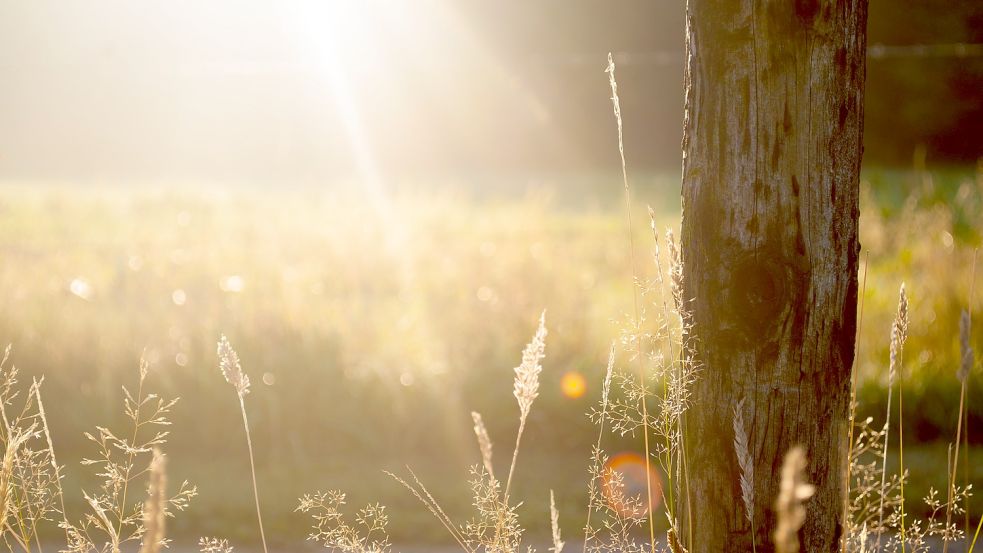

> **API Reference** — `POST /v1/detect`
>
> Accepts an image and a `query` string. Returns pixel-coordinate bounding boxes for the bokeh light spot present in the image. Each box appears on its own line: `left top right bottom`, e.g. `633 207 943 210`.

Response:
476 286 494 302
601 452 663 518
560 371 587 399
220 275 245 293
69 278 93 301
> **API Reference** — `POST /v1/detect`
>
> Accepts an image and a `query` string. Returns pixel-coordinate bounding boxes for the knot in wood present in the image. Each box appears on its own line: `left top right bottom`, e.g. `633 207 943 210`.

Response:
724 254 790 342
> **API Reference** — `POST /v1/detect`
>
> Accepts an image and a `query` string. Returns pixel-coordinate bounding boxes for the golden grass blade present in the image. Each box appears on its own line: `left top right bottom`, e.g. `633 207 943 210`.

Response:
606 51 658 553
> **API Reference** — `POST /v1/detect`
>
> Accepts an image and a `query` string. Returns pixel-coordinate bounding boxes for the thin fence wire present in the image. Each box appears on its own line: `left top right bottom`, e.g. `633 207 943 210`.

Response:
551 43 983 68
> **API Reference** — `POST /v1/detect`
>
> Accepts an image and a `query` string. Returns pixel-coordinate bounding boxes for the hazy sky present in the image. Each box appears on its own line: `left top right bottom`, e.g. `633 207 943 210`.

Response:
0 1 686 186
4 1 973 185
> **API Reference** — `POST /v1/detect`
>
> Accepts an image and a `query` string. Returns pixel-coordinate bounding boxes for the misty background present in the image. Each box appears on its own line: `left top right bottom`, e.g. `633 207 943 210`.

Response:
1 0 981 187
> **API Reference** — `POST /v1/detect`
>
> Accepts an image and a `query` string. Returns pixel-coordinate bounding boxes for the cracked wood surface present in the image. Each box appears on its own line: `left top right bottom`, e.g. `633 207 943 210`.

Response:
679 1 867 551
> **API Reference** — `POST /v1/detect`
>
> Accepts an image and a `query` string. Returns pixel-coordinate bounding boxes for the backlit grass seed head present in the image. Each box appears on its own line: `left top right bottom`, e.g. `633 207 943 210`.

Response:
0 428 33 525
602 344 615 408
471 411 495 480
549 489 564 553
888 284 908 385
733 398 754 525
958 309 973 383
773 446 815 553
666 227 684 312
140 448 167 553
514 311 547 419
218 335 250 396
199 537 235 553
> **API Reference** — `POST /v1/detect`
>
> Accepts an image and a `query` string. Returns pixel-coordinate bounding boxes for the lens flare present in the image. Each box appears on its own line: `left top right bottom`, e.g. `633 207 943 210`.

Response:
560 371 587 399
601 452 663 517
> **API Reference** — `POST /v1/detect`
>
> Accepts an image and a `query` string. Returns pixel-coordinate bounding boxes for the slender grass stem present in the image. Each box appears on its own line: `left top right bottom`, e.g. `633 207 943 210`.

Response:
34 381 71 538
970 512 982 552
962 248 978 549
606 52 658 552
844 251 870 552
943 382 967 553
503 417 526 502
238 394 269 553
899 363 907 553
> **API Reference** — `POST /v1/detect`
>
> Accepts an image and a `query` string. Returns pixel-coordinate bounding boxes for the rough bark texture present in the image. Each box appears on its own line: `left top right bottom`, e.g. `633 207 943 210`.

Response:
678 1 867 552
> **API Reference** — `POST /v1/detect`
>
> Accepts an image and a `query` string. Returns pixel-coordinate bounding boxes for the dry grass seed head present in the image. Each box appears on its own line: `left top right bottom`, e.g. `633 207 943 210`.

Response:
199 537 235 553
602 344 615 408
139 448 167 553
471 411 495 481
773 446 815 553
0 428 34 527
217 335 250 396
514 311 547 419
549 489 564 553
889 284 909 385
732 397 754 525
665 228 684 313
296 490 392 553
958 309 973 383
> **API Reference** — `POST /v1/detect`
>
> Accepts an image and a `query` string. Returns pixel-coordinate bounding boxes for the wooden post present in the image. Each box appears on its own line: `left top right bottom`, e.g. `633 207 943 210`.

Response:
679 1 867 551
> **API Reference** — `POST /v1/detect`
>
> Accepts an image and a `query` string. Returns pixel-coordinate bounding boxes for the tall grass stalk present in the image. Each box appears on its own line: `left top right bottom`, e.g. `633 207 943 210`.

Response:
217 336 269 553
971 513 982 552
965 248 978 547
894 285 910 552
33 379 70 545
504 311 547 501
112 360 150 550
649 210 676 519
844 251 870 552
0 373 44 553
495 312 547 549
953 248 978 550
943 307 972 553
605 51 658 553
873 372 894 549
387 468 472 552
649 209 694 544
874 284 907 551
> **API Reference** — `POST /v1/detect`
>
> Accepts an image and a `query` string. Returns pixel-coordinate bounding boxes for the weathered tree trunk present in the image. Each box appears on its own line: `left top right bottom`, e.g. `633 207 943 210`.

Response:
678 1 867 552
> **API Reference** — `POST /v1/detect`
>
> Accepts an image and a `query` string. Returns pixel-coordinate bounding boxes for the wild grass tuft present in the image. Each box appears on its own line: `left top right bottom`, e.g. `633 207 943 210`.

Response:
297 490 392 552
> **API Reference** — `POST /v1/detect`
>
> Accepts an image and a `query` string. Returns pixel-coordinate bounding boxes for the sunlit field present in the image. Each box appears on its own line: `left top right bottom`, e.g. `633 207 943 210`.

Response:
1 0 981 549
0 166 979 546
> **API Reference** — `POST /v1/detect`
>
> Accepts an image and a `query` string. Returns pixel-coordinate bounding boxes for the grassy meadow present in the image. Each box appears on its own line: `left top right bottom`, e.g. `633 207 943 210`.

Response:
0 165 981 548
